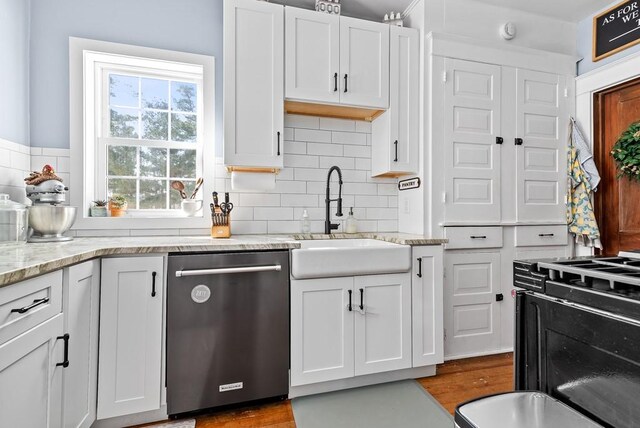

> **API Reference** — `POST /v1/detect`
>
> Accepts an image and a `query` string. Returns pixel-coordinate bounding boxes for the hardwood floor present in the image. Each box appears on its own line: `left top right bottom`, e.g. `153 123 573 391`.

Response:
140 353 514 427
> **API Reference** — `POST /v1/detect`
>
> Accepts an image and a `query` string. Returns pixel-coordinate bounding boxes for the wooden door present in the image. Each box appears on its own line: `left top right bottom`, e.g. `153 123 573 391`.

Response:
98 257 164 419
285 7 340 103
354 273 412 376
595 78 640 255
290 277 354 386
224 0 284 168
339 16 389 108
443 59 502 223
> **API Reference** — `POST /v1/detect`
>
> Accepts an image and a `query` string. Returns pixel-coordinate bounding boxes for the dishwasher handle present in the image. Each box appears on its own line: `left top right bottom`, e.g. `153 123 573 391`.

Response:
175 265 282 278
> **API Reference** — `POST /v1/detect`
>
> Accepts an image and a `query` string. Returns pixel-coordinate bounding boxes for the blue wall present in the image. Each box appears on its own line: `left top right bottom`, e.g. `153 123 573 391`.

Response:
29 0 223 149
577 1 640 75
0 0 30 146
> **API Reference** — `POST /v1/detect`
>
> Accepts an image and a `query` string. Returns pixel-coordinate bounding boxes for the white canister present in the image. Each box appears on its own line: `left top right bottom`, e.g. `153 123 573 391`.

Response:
181 199 203 217
0 194 28 243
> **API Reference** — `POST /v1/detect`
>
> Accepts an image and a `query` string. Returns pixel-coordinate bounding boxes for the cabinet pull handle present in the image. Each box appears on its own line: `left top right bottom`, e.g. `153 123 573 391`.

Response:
344 74 348 93
359 288 364 311
277 132 281 156
347 289 352 311
394 140 398 162
538 233 555 237
56 333 70 368
515 138 523 146
496 136 504 145
334 73 338 92
417 257 423 278
470 235 487 239
151 271 157 297
11 297 49 314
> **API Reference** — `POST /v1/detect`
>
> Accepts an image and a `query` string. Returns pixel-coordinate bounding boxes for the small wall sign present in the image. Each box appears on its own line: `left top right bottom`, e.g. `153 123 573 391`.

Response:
398 177 420 191
593 0 640 62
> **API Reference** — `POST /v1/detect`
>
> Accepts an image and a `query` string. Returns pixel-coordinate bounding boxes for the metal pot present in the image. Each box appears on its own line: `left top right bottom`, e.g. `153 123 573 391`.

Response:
0 194 28 243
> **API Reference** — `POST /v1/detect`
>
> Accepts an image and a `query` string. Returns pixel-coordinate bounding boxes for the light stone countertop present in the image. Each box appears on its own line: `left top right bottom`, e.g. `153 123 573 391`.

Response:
0 233 446 287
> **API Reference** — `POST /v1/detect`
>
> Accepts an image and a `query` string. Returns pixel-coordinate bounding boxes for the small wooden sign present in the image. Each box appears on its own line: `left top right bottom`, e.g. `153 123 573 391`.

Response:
593 0 640 62
398 177 420 191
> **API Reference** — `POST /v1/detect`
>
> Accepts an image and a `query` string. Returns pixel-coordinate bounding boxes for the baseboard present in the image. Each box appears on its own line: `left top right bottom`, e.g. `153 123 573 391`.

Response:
92 406 169 428
288 365 437 399
444 347 514 361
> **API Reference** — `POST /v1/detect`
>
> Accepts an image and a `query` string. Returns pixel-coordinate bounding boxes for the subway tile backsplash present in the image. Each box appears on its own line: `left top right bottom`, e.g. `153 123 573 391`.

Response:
0 138 31 204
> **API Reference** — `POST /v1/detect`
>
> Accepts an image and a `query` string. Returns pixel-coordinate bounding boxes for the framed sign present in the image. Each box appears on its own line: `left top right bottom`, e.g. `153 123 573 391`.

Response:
398 177 420 191
593 0 640 62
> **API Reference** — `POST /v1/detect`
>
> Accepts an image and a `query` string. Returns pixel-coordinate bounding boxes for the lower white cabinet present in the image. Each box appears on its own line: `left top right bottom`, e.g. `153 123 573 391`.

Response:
98 256 164 420
62 260 100 428
291 272 411 386
0 313 65 428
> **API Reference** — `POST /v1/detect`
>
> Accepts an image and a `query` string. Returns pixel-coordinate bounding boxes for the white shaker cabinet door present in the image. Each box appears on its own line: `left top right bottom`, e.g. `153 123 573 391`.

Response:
444 252 502 359
97 257 164 420
443 59 502 223
285 7 340 104
354 273 412 376
514 69 568 222
224 0 284 168
339 16 389 109
290 277 354 386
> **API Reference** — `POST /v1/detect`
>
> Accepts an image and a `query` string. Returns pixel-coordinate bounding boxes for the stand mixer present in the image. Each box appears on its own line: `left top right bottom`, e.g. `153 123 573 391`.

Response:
25 166 77 243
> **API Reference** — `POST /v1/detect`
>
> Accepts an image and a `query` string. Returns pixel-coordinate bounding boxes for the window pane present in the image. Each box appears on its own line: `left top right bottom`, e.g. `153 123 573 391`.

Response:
109 75 138 107
171 82 197 112
169 181 196 209
171 113 197 142
139 179 166 209
142 78 168 109
169 149 196 178
107 179 136 207
142 111 168 140
110 107 139 138
140 147 167 177
108 146 137 176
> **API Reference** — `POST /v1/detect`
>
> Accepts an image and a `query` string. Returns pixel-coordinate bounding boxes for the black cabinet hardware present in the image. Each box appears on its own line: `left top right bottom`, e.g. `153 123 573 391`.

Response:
359 288 364 311
277 132 281 156
57 333 70 368
347 289 352 311
151 271 157 297
11 297 49 314
496 136 503 145
334 73 338 92
417 257 423 278
496 293 504 302
394 140 398 162
470 235 487 239
515 138 523 146
344 74 348 93
538 233 555 237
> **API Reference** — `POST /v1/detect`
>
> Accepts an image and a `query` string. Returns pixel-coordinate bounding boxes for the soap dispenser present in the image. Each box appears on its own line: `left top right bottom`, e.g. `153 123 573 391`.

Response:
301 209 311 233
345 207 357 234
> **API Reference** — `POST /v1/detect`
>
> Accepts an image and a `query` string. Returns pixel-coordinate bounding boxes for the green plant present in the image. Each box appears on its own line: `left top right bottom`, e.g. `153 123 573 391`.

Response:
109 195 127 208
611 121 640 181
92 199 108 207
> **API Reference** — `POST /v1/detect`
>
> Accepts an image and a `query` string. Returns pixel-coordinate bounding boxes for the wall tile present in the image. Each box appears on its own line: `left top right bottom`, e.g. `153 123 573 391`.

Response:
284 154 319 168
254 207 294 221
307 142 343 156
319 117 356 132
281 194 318 207
285 114 320 129
319 156 355 170
332 131 367 145
295 128 331 143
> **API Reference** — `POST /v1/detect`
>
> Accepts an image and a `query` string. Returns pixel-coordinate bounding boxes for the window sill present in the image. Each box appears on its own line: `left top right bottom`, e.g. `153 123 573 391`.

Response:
72 214 211 230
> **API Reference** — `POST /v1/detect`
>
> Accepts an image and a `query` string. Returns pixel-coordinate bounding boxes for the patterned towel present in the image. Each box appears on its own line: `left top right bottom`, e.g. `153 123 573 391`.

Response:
567 146 602 248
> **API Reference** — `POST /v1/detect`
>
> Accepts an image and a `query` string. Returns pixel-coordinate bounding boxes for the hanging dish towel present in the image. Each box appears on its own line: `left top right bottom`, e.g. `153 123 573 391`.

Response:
567 146 602 248
570 117 601 191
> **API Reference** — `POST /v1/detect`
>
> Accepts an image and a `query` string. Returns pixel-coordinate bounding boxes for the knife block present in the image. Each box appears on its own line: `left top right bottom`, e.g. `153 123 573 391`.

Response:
211 208 231 238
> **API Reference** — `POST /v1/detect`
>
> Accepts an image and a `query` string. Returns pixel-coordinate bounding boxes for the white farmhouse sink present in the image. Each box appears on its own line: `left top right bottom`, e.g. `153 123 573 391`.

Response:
290 239 411 279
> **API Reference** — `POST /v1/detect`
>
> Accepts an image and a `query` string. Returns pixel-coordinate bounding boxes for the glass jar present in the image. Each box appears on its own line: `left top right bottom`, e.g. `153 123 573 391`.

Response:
0 194 28 243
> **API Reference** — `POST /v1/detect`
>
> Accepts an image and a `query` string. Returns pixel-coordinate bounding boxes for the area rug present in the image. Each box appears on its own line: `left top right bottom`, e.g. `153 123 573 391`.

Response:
292 380 453 428
149 419 196 428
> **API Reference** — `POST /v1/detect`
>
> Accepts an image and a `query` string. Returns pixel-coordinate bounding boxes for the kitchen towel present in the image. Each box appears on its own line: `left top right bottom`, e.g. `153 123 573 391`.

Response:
231 171 276 191
567 145 602 248
570 117 601 191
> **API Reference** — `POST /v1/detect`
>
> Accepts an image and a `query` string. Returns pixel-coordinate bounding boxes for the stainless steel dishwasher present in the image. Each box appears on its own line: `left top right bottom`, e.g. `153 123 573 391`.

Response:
166 251 290 416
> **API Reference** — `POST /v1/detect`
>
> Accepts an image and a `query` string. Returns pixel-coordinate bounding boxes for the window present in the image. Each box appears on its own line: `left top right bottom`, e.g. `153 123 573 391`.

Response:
70 38 215 227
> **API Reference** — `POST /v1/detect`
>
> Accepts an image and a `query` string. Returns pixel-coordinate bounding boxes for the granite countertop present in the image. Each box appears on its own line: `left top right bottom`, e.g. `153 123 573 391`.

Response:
0 233 446 287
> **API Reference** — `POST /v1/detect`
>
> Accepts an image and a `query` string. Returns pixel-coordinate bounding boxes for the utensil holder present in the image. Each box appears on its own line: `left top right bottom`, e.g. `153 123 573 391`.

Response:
211 208 231 238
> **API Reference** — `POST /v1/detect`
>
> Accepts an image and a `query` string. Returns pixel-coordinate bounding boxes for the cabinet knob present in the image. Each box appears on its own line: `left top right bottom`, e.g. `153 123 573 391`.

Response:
496 136 504 145
515 138 524 146
496 293 504 302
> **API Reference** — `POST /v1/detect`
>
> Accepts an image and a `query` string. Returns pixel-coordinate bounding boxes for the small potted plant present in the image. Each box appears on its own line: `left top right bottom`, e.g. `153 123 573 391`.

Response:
108 195 128 217
90 200 108 217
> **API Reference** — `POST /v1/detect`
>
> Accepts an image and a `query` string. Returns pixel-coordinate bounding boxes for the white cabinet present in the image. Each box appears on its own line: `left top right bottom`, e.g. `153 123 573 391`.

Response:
285 7 340 104
0 314 65 428
371 26 419 177
284 9 389 109
224 0 284 168
291 272 411 386
411 246 444 368
98 257 164 420
62 260 99 428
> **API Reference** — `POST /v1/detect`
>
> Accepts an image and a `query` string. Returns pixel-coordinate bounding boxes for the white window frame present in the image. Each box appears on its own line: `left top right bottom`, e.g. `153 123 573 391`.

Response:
70 37 215 229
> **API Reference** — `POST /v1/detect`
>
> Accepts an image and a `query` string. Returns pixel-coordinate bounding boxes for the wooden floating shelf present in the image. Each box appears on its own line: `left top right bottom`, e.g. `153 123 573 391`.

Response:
284 100 385 122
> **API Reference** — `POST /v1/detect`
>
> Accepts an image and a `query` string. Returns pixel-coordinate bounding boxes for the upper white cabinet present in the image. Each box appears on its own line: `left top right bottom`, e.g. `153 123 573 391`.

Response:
98 257 164 420
371 26 419 177
224 0 284 168
285 9 389 109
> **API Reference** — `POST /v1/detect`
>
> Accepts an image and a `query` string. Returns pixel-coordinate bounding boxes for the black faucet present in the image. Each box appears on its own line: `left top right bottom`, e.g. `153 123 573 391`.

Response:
325 166 344 234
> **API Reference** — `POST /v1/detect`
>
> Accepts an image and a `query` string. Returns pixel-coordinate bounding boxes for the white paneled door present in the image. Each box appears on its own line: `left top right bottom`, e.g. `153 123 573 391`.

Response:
515 69 567 222
444 59 502 223
285 7 340 104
